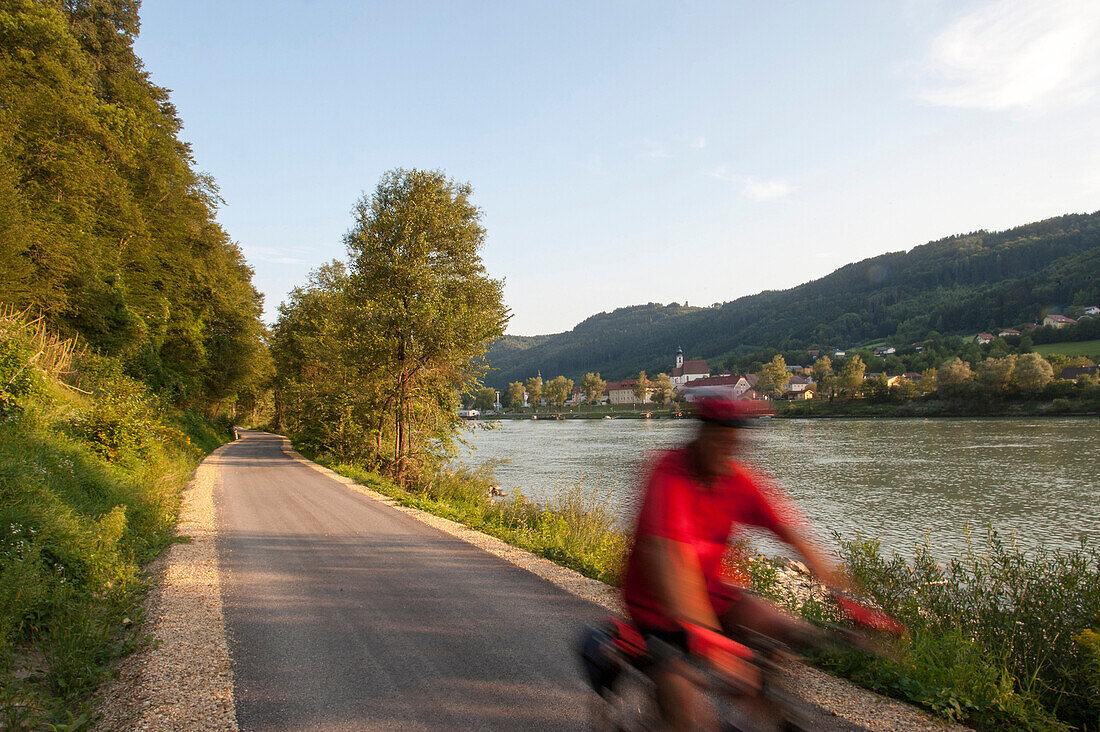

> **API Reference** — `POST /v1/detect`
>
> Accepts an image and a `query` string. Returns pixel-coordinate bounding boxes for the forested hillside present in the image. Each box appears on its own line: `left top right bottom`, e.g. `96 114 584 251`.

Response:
0 0 267 412
486 212 1100 388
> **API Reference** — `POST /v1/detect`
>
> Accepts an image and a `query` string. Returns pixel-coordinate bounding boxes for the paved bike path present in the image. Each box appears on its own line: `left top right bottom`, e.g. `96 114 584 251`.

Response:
216 430 603 731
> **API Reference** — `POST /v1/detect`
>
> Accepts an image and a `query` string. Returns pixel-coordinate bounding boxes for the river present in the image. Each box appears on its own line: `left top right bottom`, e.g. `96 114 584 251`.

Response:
456 417 1099 559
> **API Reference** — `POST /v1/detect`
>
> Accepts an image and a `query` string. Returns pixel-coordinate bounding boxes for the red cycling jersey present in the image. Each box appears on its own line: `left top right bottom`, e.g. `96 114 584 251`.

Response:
622 448 798 631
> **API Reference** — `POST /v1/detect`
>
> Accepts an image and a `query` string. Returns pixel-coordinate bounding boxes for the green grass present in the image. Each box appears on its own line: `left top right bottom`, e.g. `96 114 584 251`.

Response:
1033 340 1100 358
0 325 231 728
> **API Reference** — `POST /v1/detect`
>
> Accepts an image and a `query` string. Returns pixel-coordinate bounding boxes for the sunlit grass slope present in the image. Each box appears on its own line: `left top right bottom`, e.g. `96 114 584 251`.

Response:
0 313 230 727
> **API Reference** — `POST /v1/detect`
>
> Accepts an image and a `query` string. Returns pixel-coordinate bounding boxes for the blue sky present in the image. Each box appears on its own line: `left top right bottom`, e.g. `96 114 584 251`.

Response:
134 0 1100 335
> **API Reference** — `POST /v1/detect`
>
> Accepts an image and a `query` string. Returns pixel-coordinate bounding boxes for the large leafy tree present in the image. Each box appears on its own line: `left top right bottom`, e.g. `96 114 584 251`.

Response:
650 373 674 406
525 376 543 410
581 372 606 405
473 387 496 411
758 355 790 399
633 371 649 404
504 381 525 411
344 169 509 485
0 0 268 412
837 355 866 397
812 355 834 398
545 375 573 407
1013 353 1053 392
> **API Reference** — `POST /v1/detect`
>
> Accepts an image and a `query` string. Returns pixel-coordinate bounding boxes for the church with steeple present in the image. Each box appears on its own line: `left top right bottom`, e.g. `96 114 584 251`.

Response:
669 346 710 387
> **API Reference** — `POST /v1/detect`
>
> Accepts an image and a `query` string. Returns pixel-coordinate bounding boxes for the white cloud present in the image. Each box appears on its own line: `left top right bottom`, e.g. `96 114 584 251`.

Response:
689 136 707 149
710 168 797 201
915 0 1100 110
245 245 307 265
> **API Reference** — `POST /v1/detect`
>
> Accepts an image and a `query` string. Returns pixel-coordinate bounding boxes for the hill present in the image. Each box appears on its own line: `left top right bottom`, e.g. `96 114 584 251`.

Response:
485 212 1100 388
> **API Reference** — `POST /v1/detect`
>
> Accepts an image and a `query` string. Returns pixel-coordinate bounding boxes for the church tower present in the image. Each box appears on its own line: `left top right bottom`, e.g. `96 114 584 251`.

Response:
676 346 683 369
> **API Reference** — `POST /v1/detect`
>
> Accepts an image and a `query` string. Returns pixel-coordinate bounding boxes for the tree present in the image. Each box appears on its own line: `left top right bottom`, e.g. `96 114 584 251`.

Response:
270 261 381 461
919 368 938 395
651 373 674 406
838 355 866 397
633 371 650 404
865 373 891 401
891 377 920 400
545 375 574 407
978 355 1017 392
0 0 269 413
525 376 543 410
504 381 525 411
473 387 496 411
812 355 834 398
1014 353 1053 392
581 372 606 405
937 358 972 389
344 169 510 485
758 355 790 399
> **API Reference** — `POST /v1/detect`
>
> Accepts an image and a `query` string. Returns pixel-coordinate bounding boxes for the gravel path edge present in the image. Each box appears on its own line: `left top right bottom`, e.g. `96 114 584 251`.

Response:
94 442 238 731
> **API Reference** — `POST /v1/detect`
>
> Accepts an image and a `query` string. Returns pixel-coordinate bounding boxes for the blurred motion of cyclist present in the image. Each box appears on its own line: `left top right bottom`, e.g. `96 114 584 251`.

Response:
621 390 847 731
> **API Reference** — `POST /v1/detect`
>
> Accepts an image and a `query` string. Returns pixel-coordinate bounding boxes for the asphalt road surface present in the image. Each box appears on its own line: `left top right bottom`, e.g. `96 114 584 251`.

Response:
216 430 608 731
215 430 864 731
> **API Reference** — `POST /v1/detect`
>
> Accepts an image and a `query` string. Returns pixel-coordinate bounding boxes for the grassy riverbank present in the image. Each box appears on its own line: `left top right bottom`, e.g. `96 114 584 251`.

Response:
315 456 628 584
0 318 231 728
311 449 1100 731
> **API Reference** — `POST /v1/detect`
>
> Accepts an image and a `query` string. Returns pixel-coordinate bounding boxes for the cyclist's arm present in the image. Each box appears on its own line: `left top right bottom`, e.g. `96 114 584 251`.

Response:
635 533 722 632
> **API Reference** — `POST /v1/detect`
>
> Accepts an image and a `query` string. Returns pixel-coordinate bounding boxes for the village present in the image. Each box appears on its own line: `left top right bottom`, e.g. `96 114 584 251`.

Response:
462 307 1100 418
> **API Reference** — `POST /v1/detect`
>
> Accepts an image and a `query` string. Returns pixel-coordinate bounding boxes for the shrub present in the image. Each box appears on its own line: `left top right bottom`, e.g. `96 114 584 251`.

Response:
0 333 46 420
832 530 1100 729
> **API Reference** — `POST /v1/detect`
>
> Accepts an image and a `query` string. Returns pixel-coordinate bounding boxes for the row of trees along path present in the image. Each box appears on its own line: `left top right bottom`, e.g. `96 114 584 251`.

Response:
271 169 510 486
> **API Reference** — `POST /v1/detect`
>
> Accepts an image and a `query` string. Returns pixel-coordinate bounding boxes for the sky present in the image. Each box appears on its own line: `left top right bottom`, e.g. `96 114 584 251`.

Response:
133 0 1100 336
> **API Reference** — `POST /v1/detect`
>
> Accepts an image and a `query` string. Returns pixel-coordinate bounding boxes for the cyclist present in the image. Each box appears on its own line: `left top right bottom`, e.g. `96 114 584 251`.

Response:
621 390 847 730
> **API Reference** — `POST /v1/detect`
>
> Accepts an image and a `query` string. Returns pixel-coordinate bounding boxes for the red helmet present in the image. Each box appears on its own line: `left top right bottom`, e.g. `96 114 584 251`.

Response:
690 388 774 426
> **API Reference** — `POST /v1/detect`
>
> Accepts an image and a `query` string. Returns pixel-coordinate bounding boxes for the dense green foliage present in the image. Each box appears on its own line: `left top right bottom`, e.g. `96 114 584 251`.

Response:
0 0 267 412
486 213 1100 388
271 169 509 484
0 312 229 727
822 533 1100 730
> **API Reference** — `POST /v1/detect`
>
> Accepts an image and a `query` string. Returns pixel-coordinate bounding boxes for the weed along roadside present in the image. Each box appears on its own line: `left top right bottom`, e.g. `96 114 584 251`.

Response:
0 313 234 728
302 441 1100 732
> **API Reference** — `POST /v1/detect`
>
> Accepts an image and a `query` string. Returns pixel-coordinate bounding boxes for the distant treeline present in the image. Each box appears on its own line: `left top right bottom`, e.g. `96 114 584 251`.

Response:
486 213 1100 389
0 0 268 413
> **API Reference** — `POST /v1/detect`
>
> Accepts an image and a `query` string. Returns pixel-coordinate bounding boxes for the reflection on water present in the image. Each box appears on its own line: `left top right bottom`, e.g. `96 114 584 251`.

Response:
456 418 1100 558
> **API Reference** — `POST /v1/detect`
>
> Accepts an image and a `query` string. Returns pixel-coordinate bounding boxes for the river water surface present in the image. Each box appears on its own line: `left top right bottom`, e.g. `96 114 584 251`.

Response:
456 417 1099 559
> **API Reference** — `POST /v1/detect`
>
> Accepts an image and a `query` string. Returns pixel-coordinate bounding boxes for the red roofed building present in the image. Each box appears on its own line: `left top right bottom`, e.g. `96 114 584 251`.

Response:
1043 314 1076 329
605 379 652 405
678 374 761 400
